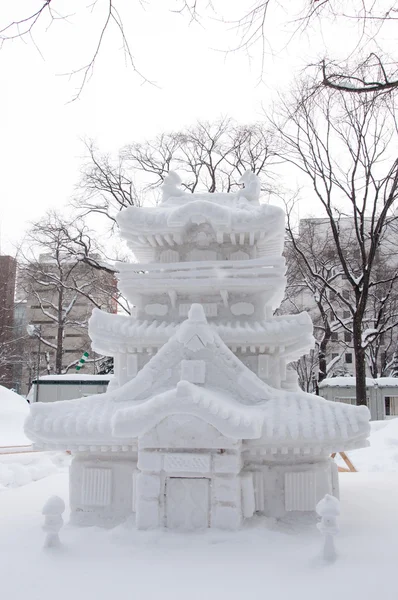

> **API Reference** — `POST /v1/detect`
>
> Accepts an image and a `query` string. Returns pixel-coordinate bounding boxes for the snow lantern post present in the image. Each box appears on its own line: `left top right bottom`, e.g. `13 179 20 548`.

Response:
42 496 66 549
316 494 340 562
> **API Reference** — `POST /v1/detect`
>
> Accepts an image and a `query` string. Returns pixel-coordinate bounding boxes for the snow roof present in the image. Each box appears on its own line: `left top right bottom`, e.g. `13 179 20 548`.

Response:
320 377 398 389
26 305 370 453
33 375 112 382
319 377 376 388
116 171 285 239
89 308 314 361
24 380 369 453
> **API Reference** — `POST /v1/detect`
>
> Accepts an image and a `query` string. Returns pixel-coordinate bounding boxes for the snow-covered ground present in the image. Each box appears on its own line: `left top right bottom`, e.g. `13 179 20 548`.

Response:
0 470 397 600
1 391 398 600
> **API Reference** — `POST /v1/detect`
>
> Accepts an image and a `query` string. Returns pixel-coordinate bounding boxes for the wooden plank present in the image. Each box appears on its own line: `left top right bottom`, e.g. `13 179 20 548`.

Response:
331 452 357 472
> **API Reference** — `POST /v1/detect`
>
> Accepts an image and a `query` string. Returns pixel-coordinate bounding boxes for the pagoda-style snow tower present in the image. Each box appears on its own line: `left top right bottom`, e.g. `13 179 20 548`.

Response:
91 171 313 391
25 172 370 531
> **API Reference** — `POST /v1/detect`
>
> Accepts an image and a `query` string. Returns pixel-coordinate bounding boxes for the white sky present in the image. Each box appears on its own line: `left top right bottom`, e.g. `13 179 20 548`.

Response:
0 0 384 254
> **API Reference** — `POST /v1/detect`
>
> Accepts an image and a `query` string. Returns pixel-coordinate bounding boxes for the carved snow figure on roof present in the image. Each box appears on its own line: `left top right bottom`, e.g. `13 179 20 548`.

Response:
25 172 370 532
161 171 184 203
238 170 261 203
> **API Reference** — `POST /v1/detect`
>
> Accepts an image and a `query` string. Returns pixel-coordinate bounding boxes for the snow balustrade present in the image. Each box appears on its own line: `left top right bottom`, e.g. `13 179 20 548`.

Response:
319 377 398 420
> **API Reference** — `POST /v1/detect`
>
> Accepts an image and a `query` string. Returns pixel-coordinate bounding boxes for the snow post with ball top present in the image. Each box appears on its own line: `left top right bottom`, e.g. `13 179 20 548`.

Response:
316 494 340 562
42 496 65 549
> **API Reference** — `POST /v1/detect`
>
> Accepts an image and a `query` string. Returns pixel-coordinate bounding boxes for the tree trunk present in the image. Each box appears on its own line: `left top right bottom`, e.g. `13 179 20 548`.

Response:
55 288 64 374
353 317 367 406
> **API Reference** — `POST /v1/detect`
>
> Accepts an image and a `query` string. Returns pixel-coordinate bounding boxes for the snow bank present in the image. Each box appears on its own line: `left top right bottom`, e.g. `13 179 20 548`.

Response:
0 451 71 490
0 386 30 446
345 418 398 472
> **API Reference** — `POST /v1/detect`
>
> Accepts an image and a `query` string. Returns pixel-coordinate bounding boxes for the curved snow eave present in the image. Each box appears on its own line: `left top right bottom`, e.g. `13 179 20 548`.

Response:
116 200 285 237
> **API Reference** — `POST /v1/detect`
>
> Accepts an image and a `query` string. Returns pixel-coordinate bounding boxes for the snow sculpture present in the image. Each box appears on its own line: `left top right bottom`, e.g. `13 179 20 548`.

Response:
316 494 340 562
25 172 370 531
42 496 65 548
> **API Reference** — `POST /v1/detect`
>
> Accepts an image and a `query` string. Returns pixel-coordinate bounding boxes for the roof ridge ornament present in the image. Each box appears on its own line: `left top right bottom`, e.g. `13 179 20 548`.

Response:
162 171 184 203
237 170 261 203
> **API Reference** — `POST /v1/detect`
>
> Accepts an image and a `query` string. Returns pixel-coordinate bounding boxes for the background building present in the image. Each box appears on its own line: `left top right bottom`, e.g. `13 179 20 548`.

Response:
283 216 398 390
0 255 17 389
19 254 117 395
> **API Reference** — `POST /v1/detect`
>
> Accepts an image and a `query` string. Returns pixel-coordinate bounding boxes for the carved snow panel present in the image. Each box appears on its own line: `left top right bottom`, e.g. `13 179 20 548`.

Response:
160 249 179 263
230 250 249 261
187 250 217 262
145 304 169 316
284 471 317 511
166 477 210 530
81 467 112 507
231 302 254 316
164 452 211 473
258 355 269 379
241 473 255 518
181 359 206 383
126 354 138 378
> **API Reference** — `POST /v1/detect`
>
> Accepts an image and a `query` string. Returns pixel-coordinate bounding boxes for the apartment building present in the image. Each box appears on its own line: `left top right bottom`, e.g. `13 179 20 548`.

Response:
20 254 117 394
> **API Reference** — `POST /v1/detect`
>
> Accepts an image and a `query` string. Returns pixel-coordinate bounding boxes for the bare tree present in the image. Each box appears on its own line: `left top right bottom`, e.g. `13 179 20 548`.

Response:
0 1 150 101
272 86 398 405
76 118 276 227
19 212 119 375
2 2 397 96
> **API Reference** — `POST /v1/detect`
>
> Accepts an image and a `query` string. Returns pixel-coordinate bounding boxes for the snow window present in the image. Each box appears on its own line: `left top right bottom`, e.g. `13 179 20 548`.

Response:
181 360 206 384
343 311 350 319
331 353 339 359
81 467 112 507
285 471 317 511
331 333 338 342
345 353 353 364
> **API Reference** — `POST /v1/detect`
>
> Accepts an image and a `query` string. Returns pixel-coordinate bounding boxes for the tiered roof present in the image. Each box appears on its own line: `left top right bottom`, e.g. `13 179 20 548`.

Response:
26 305 370 453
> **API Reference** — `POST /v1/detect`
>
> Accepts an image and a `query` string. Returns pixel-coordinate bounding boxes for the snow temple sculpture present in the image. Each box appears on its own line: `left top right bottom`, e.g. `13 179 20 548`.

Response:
25 171 370 531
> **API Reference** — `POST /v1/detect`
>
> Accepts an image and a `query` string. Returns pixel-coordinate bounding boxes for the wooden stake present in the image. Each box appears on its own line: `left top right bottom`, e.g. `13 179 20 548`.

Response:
331 452 357 472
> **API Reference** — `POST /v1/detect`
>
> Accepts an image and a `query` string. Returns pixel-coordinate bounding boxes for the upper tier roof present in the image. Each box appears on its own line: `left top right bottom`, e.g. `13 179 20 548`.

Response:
116 171 285 241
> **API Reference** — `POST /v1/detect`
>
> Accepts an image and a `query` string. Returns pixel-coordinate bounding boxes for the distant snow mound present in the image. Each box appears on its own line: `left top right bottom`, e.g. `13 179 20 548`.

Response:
346 418 398 472
0 386 30 446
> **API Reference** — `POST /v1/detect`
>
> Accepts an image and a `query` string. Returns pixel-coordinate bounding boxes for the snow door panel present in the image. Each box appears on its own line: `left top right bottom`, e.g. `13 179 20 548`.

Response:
166 477 210 530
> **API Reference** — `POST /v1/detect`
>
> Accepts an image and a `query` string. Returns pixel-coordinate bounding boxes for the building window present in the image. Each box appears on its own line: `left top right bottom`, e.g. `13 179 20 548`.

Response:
343 290 350 299
345 353 353 364
329 291 336 301
344 332 352 343
343 311 350 319
331 353 339 360
331 332 338 342
384 397 398 416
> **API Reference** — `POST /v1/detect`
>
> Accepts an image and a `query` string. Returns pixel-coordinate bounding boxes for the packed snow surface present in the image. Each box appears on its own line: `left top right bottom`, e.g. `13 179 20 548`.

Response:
0 421 397 599
0 386 30 446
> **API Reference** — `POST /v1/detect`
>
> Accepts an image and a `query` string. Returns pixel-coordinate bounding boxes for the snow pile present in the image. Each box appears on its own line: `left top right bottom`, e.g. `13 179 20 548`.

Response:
0 452 70 490
0 386 30 446
345 418 398 472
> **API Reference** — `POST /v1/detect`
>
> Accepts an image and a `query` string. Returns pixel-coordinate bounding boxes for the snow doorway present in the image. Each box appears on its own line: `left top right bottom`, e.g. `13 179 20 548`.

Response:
165 477 210 530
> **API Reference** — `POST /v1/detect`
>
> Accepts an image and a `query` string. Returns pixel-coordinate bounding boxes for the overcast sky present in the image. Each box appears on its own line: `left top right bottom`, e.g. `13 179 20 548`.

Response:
0 1 374 255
